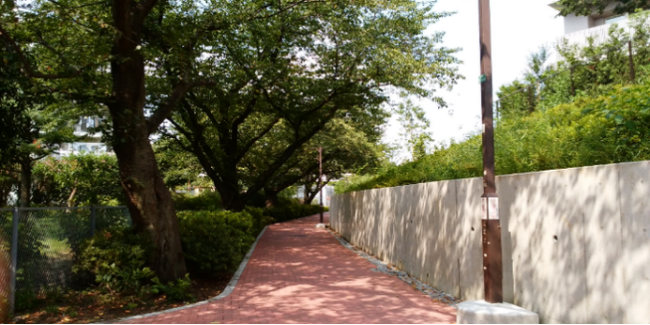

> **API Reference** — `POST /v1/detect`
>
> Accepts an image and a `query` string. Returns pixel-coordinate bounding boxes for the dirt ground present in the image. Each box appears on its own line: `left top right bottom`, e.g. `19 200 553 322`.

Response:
11 276 231 324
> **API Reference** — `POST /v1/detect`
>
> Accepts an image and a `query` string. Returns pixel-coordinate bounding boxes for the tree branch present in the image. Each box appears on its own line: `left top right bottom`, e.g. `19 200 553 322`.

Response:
253 0 327 20
0 25 93 79
235 117 281 164
146 80 216 134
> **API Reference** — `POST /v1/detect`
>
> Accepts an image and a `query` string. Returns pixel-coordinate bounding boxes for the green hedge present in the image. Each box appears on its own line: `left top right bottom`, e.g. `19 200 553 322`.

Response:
264 201 329 223
73 198 329 291
338 82 650 193
177 207 273 275
173 191 222 211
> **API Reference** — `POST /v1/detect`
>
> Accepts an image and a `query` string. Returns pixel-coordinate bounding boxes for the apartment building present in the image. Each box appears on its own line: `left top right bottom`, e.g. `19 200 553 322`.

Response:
550 1 641 47
57 116 109 156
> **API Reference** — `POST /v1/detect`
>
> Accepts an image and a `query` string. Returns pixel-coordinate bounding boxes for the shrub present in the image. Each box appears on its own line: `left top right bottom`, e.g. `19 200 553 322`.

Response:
337 82 650 193
178 209 271 275
73 228 155 296
244 207 274 234
152 274 193 302
173 191 221 211
73 228 193 301
264 202 329 223
32 154 124 207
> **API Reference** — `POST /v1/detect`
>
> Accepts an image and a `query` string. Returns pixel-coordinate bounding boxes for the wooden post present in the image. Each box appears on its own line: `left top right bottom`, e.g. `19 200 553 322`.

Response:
318 147 324 224
479 0 503 304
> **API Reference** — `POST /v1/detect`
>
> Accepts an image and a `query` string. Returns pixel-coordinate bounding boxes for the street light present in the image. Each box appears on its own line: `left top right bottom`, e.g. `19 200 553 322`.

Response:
478 0 503 304
318 146 324 224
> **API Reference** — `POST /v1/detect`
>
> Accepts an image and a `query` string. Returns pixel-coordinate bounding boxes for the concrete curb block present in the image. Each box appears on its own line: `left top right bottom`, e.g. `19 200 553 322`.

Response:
457 300 539 324
104 226 268 324
326 228 461 308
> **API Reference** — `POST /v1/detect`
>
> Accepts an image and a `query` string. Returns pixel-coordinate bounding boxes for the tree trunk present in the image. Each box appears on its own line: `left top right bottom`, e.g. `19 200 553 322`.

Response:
19 156 31 208
265 190 279 208
0 175 13 207
108 30 186 282
303 195 315 206
67 187 77 207
112 136 187 282
217 185 248 212
303 183 318 205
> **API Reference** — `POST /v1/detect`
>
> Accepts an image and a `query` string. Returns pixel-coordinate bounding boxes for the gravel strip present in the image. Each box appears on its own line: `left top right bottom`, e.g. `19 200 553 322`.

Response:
326 227 461 308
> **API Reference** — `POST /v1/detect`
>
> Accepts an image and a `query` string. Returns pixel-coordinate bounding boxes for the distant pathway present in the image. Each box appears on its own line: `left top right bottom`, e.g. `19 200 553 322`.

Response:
122 214 456 324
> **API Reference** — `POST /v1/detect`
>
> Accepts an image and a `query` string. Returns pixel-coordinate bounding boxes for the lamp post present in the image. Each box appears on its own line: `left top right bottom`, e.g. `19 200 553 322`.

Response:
479 0 503 304
318 146 324 224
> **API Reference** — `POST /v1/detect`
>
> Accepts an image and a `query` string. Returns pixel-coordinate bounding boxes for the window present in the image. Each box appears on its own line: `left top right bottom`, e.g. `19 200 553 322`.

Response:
606 14 627 25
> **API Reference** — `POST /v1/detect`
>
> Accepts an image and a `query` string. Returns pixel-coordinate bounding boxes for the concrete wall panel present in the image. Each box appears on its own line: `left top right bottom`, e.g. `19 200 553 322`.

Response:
329 161 650 324
617 161 650 324
455 178 484 301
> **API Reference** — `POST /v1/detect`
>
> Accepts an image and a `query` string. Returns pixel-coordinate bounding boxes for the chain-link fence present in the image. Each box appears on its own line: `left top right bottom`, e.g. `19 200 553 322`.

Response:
0 206 130 315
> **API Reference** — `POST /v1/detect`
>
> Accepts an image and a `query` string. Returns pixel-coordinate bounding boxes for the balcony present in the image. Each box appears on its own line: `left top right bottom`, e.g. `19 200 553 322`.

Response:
547 16 641 65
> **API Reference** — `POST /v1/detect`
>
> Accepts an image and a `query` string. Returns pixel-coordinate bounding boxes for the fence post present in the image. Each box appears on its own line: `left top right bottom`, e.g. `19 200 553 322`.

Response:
90 206 96 237
9 208 19 314
628 41 636 83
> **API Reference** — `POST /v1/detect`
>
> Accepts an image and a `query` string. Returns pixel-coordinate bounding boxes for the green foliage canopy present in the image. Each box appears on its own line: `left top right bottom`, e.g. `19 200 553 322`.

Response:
32 154 124 206
555 0 649 16
162 0 460 210
338 81 650 193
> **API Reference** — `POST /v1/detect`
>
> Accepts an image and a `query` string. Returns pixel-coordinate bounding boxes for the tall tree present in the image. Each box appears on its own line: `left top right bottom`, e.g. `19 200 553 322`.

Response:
163 0 459 210
0 41 75 207
297 118 383 205
497 46 551 116
555 0 648 16
2 0 347 280
394 100 433 161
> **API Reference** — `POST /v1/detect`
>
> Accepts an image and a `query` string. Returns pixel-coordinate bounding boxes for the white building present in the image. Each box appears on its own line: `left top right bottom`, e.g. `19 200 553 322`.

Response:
551 2 629 35
550 1 641 48
295 185 335 207
57 117 110 156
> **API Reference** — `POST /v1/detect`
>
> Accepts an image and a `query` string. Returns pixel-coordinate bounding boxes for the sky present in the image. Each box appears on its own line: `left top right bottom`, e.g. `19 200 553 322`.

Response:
385 0 564 162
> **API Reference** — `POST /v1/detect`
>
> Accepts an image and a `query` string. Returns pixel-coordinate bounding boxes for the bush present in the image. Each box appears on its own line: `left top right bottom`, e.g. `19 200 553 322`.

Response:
173 191 221 211
73 228 193 302
177 209 272 275
338 82 650 193
32 154 124 207
151 274 193 302
264 202 329 223
73 228 155 296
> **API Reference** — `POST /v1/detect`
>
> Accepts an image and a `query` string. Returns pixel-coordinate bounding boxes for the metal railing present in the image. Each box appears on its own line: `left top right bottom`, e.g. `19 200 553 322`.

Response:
0 206 130 314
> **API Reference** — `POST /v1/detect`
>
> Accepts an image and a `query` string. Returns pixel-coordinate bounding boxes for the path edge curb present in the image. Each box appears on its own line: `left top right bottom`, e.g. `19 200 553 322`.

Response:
104 226 269 324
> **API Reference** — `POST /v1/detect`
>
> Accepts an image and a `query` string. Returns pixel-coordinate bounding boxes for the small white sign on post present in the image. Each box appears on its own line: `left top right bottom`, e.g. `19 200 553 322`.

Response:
488 197 499 220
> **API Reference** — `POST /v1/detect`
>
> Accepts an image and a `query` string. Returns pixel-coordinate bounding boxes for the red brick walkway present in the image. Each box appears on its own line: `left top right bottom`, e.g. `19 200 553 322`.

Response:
123 214 456 324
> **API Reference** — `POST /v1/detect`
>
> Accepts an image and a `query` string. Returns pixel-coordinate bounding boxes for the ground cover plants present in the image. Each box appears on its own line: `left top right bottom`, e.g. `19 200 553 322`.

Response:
10 193 326 323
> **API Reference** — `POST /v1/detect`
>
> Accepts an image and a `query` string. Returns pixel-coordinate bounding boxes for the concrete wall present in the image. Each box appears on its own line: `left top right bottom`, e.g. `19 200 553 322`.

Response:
330 161 650 323
564 13 593 34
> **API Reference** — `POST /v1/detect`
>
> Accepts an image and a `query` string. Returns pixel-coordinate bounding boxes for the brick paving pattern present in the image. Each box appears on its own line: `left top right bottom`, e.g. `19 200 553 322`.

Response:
123 214 457 324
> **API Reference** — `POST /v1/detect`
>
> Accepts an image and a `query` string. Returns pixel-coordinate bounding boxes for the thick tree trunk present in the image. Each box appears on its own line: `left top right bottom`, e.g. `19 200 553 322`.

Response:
109 30 186 282
216 177 247 212
302 180 317 206
219 190 247 212
112 135 186 282
19 156 31 208
265 190 279 208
